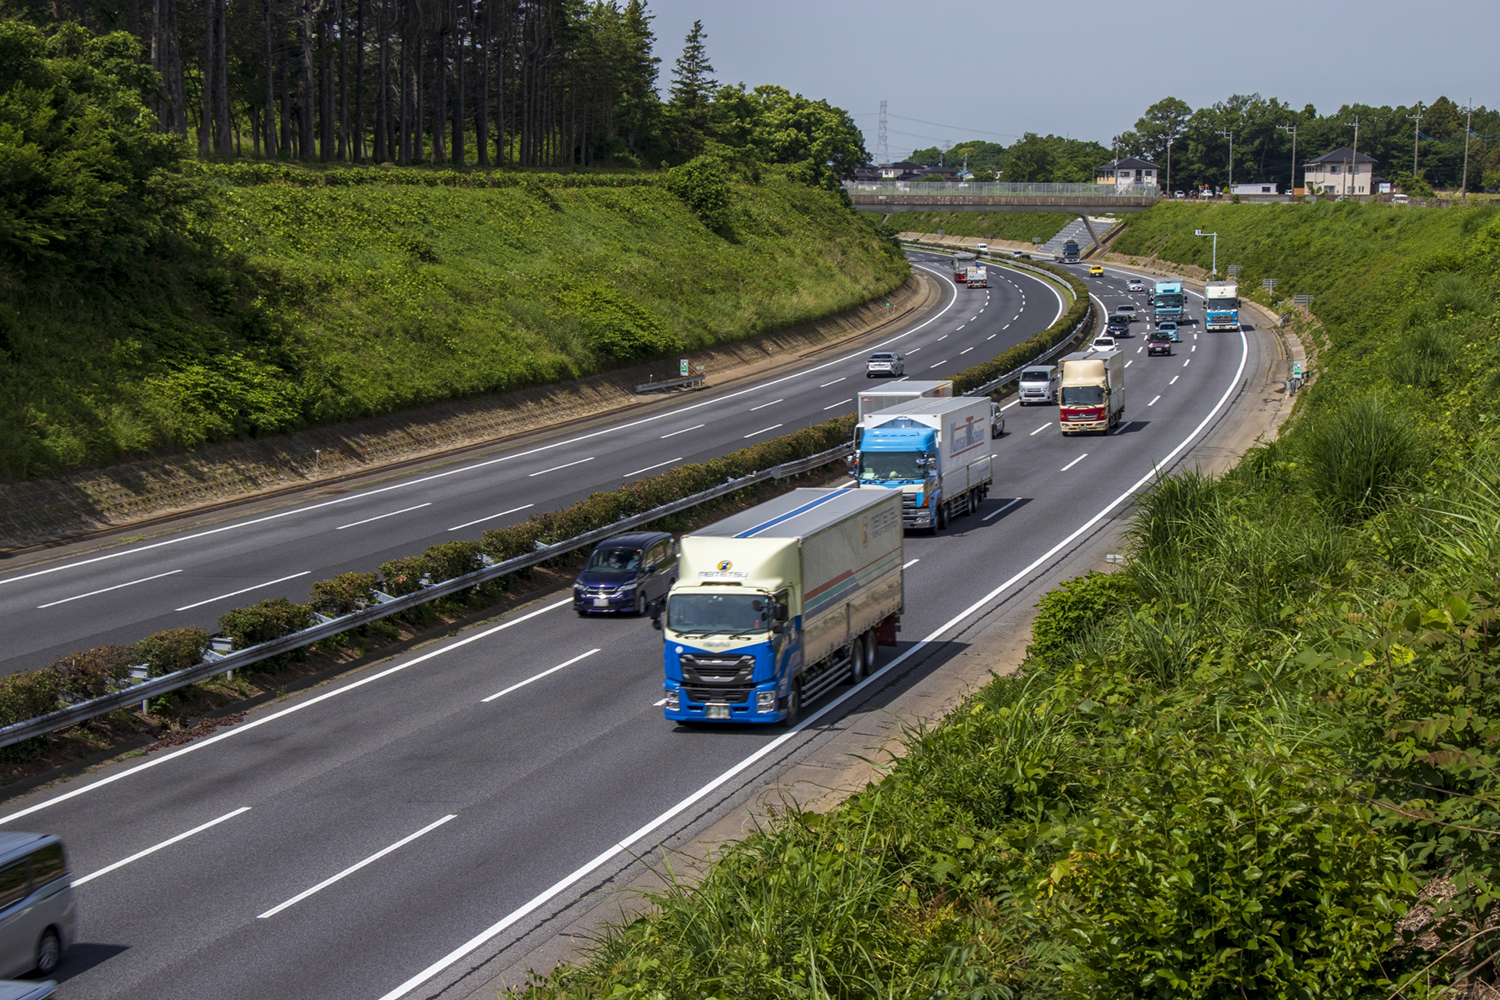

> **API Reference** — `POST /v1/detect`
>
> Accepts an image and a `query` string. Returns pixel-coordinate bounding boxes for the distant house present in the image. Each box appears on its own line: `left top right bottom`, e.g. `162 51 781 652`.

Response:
880 161 923 179
1230 182 1280 195
1304 147 1378 196
922 166 959 181
1096 157 1161 188
852 166 883 182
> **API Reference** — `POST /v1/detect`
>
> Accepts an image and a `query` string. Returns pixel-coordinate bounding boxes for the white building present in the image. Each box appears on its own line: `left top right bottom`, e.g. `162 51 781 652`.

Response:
1230 182 1280 195
1304 147 1378 196
1095 157 1161 189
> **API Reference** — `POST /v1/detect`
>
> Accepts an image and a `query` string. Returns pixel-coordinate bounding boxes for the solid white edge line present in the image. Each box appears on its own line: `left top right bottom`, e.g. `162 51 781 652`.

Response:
449 504 535 532
174 571 311 612
374 327 1253 1000
258 814 458 919
37 569 184 609
982 497 1023 522
73 806 251 886
0 267 964 593
1060 453 1089 472
0 598 573 827
481 649 601 703
528 457 595 478
336 503 433 531
622 457 685 479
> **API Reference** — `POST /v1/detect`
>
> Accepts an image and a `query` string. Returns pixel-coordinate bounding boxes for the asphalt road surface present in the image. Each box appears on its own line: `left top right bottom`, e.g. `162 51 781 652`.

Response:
0 261 1269 1000
0 257 1061 678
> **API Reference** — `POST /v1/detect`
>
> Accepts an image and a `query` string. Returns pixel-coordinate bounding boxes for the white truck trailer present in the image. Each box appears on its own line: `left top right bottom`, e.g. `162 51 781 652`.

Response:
659 488 904 725
856 379 953 423
965 265 988 288
855 395 995 532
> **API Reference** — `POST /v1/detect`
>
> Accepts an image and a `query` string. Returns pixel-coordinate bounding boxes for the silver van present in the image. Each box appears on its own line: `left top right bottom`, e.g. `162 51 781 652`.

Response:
0 834 74 977
1017 365 1060 405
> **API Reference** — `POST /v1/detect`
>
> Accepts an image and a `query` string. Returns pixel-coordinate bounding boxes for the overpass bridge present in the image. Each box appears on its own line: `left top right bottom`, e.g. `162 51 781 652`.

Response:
846 181 1159 250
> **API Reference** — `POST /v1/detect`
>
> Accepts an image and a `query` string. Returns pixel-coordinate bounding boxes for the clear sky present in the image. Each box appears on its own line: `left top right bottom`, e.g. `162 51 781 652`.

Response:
641 0 1498 158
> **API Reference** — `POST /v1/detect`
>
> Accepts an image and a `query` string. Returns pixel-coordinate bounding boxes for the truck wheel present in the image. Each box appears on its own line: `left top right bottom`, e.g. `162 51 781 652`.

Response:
783 683 802 726
936 503 948 531
848 640 864 683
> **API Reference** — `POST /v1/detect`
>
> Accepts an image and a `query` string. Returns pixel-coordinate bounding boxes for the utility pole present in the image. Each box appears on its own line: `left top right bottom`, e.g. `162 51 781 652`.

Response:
1461 98 1473 200
1279 123 1297 194
1346 116 1360 196
1219 129 1233 192
1406 102 1423 176
1167 137 1173 194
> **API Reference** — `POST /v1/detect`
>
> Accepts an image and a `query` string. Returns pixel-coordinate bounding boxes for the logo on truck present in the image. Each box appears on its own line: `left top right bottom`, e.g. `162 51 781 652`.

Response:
718 560 733 572
950 415 984 456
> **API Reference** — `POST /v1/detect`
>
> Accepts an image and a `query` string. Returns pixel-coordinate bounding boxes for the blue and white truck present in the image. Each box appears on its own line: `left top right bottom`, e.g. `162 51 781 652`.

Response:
1153 280 1185 321
659 489 904 725
854 396 995 532
1204 280 1240 331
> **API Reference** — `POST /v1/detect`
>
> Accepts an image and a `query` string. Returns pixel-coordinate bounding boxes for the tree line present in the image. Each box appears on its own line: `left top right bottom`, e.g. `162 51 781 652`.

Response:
905 94 1500 193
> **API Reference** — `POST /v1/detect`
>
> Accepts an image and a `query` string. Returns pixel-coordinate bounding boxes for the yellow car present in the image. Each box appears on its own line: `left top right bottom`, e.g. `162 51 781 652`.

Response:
1088 265 1104 276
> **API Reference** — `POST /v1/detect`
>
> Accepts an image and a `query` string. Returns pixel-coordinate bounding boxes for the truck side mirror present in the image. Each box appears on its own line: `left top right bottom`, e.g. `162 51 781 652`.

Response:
771 622 786 635
774 601 789 622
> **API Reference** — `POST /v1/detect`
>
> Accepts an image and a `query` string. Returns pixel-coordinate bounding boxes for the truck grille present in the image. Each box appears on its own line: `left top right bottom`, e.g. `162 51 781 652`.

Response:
680 653 756 705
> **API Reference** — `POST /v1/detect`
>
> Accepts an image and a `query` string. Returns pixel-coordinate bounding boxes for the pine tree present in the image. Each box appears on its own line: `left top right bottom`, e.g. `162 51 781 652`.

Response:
668 18 713 111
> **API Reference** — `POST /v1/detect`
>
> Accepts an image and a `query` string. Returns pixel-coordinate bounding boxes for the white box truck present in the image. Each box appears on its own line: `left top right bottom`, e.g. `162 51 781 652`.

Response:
965 265 988 288
855 396 995 531
1204 280 1240 331
1059 349 1125 434
856 379 953 423
659 488 904 725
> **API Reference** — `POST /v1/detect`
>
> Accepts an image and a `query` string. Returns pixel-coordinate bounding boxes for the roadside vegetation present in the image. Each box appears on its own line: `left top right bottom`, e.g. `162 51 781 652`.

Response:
517 202 1500 998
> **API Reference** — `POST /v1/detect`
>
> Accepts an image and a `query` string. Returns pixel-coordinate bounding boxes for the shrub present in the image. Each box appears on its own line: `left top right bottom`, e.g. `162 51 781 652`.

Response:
665 153 732 230
0 669 65 728
379 556 431 596
1300 395 1420 522
50 644 133 698
1027 571 1137 665
421 541 484 583
132 627 210 677
307 572 378 616
217 597 314 649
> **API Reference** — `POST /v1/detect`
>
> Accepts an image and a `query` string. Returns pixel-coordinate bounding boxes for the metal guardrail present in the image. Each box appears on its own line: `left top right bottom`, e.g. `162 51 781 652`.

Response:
0 444 854 749
847 181 1159 197
632 374 706 394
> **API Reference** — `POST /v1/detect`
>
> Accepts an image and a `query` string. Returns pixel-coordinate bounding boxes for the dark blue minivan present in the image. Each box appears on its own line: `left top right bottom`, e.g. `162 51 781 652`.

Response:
573 532 678 617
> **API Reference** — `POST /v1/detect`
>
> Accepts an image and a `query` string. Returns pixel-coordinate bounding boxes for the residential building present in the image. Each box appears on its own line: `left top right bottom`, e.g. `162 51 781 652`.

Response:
1304 146 1378 196
1095 157 1161 189
1230 182 1280 195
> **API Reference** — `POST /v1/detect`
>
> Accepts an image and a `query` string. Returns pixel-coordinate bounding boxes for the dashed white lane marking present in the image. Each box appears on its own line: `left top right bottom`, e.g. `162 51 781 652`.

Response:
483 649 602 703
1170 375 1180 385
823 398 853 411
336 502 433 528
74 806 252 887
449 504 535 532
749 398 783 412
743 424 784 439
819 377 845 387
941 333 952 338
959 347 974 355
929 360 947 368
623 457 684 478
1148 395 1161 406
661 423 704 439
1124 360 1133 368
175 571 311 612
1112 421 1134 436
1029 423 1049 436
528 458 595 478
982 497 1023 522
1060 454 1089 472
38 569 184 609
1183 358 1191 366
903 558 920 569
988 333 996 340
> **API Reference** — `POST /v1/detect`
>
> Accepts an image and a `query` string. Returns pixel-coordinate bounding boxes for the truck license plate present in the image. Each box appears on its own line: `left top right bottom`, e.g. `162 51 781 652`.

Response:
706 704 730 719
593 597 610 607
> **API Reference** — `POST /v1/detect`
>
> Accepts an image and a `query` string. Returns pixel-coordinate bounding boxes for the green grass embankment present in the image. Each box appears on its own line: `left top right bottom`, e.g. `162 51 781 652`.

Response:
864 209 1077 241
521 203 1500 998
0 165 907 480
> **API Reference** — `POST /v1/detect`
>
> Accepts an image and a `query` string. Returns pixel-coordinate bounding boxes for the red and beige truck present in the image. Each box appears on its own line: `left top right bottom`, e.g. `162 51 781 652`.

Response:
1058 349 1125 434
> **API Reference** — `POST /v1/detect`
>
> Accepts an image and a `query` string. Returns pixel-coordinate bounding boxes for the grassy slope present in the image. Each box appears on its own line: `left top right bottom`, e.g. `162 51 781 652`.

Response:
523 203 1500 999
862 208 1078 241
0 170 906 480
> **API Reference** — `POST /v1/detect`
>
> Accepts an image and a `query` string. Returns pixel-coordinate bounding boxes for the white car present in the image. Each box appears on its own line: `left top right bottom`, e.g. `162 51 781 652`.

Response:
990 402 1005 437
1127 278 1144 292
1092 336 1117 351
1113 303 1138 321
976 242 989 254
865 352 905 378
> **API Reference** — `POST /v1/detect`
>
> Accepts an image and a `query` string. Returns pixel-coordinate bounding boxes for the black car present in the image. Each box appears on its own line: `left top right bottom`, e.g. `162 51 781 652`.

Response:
1106 314 1131 337
574 532 677 616
1147 331 1173 356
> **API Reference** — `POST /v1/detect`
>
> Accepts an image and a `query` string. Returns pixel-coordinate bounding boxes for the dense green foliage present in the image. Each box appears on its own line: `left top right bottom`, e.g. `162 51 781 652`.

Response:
907 139 1006 174
520 203 1500 998
870 210 1078 243
0 160 905 480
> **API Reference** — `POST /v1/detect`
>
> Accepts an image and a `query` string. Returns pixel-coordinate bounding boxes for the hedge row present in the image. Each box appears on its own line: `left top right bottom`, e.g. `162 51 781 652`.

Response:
0 280 1087 734
189 162 662 190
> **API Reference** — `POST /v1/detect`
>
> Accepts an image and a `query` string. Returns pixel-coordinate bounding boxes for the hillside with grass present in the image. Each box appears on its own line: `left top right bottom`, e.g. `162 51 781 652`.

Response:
0 164 906 481
521 202 1500 998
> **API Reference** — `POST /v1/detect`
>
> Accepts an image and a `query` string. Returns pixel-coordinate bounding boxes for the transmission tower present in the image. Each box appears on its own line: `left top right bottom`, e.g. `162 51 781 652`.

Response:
876 100 889 164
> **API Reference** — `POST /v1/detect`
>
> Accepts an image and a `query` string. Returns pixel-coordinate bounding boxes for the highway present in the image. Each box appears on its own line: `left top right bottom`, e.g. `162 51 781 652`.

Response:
0 257 1061 678
0 259 1270 1000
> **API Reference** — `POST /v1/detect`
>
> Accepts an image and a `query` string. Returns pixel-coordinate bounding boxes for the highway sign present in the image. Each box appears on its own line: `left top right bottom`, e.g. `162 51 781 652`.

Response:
1262 277 1277 291
1227 265 1242 277
680 359 689 376
1293 294 1314 308
1292 361 1303 379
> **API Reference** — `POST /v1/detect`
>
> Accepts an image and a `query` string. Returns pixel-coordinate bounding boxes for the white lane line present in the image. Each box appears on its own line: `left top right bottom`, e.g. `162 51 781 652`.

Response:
528 457 594 478
74 806 251 886
1183 358 1191 367
257 814 457 919
0 597 574 826
1113 421 1134 436
482 649 601 703
822 398 853 411
907 347 921 354
623 457 684 479
1170 375 1180 385
979 307 985 313
743 424 783 439
1124 360 1133 368
336 503 432 530
969 316 978 321
660 423 705 439
1000 400 1020 410
652 697 669 707
449 504 535 532
988 333 996 340
749 398 783 412
1192 344 1197 352
1029 423 1049 436
939 333 951 339
818 377 845 388
174 571 311 612
37 570 184 609
959 347 974 355
0 267 968 594
929 360 947 368
1137 346 1144 353
902 558 920 569
1060 454 1088 472
1002 324 1009 330
982 497 1023 522
1148 395 1161 406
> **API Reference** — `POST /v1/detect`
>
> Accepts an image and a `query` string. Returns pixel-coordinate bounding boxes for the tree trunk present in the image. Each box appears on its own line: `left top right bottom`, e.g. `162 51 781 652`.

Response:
337 0 348 160
199 0 213 155
433 0 446 164
452 0 464 167
474 0 487 167
217 0 231 156
397 0 408 163
299 0 315 158
353 0 364 161
263 0 278 159
319 3 334 160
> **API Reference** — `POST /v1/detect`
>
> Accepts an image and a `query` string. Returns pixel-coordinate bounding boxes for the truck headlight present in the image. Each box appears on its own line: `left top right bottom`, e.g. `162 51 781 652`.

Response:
665 687 680 711
756 690 777 713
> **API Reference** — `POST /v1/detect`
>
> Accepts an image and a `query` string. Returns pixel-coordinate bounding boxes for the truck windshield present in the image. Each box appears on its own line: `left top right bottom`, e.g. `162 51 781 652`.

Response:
668 593 771 635
859 451 928 483
1061 385 1105 406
